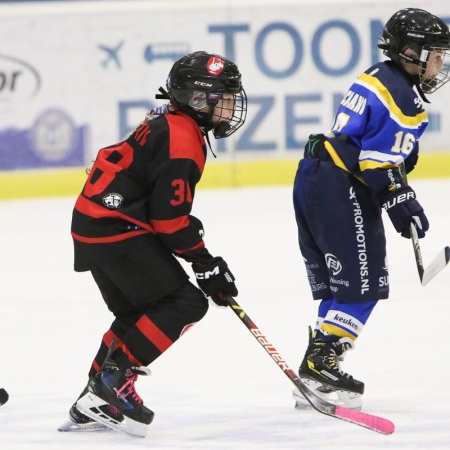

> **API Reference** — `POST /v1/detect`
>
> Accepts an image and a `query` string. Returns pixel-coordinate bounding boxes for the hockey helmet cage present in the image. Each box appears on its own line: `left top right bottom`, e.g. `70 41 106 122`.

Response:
165 51 247 138
378 8 450 93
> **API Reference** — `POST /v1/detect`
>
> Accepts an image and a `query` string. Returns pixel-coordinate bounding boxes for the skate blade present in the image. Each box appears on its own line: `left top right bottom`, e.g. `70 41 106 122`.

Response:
76 392 148 438
58 417 110 432
294 378 362 411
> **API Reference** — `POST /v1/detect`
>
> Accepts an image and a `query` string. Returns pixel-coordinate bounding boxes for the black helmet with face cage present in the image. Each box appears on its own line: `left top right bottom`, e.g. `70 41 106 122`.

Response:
378 8 450 93
164 51 247 138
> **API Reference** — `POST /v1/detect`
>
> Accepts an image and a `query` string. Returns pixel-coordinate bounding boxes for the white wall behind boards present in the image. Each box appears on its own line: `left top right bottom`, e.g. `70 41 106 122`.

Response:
0 0 449 173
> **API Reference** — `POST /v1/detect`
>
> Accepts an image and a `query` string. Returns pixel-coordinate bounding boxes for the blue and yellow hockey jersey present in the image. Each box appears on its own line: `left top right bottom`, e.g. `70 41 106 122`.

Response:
324 60 428 199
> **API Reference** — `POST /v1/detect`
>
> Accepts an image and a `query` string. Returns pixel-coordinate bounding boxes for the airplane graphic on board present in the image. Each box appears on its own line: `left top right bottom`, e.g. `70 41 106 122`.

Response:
98 40 124 69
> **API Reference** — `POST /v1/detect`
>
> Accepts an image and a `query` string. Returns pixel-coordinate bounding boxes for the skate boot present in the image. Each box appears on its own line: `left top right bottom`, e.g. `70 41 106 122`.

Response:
58 386 122 432
293 327 364 410
76 345 154 437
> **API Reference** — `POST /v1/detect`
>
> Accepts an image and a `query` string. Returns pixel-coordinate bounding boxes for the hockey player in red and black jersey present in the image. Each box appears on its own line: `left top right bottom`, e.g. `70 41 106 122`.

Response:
58 51 247 437
292 9 450 411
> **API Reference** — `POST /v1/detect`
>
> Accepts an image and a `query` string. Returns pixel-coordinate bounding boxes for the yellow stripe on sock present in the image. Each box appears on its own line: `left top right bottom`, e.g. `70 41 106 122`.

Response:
321 324 357 341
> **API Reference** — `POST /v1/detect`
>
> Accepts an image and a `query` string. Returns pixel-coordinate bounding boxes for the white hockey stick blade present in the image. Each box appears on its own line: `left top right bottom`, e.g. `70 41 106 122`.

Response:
421 246 450 286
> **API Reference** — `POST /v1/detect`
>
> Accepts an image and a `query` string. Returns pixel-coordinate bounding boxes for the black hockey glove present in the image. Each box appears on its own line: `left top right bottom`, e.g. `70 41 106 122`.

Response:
381 185 429 239
192 257 238 306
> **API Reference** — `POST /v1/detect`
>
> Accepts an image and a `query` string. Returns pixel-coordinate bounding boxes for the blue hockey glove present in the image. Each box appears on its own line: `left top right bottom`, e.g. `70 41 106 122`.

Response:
192 257 238 306
381 185 429 239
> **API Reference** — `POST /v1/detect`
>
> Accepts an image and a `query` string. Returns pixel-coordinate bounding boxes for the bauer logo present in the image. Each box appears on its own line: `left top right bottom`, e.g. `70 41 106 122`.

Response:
103 193 123 209
0 53 41 102
325 253 343 275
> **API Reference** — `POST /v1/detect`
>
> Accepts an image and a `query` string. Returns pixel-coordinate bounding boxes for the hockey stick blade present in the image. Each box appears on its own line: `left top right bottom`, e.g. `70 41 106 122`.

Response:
421 245 450 286
226 297 395 434
410 223 450 286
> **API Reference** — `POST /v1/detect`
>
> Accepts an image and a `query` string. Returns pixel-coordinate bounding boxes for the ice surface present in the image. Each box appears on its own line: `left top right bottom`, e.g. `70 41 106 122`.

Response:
1 179 449 449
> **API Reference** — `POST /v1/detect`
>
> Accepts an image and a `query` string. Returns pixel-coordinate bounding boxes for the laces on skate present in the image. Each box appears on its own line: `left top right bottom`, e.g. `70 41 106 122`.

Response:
117 374 142 404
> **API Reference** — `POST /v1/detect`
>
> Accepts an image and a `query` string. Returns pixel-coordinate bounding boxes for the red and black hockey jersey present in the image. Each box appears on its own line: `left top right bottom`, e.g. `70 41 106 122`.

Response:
71 111 213 272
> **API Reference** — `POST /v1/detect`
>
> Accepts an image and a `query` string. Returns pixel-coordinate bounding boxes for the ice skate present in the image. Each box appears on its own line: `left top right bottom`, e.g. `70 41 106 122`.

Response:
294 327 364 410
58 402 112 432
58 384 122 432
76 346 154 438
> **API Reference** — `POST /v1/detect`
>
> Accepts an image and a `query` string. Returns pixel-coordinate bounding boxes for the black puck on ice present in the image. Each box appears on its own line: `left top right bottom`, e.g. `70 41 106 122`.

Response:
0 388 9 405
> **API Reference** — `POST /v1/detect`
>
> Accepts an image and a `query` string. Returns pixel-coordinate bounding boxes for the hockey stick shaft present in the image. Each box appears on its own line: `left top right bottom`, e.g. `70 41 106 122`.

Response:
226 296 394 434
409 222 425 282
399 162 424 282
226 296 301 385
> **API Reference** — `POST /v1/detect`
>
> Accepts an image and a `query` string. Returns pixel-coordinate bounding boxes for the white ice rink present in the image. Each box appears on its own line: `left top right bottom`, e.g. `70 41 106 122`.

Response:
1 179 449 449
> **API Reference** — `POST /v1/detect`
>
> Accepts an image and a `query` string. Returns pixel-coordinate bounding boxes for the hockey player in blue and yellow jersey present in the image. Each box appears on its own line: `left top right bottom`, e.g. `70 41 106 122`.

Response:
292 8 450 409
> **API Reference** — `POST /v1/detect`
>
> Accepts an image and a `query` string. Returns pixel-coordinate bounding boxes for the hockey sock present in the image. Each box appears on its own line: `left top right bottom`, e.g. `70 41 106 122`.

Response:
315 297 377 341
313 297 334 336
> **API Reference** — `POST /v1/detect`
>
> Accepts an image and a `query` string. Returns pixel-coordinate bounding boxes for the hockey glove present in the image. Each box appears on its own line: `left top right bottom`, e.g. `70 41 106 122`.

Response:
192 257 238 306
381 185 429 239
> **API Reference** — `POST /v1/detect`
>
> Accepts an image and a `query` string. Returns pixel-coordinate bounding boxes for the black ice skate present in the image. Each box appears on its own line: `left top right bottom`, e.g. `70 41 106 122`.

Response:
58 401 113 432
293 327 364 410
58 384 123 432
76 344 154 437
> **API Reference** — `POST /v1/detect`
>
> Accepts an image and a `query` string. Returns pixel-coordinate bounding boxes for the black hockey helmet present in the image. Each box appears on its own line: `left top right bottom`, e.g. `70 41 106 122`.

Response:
161 51 247 138
378 8 450 93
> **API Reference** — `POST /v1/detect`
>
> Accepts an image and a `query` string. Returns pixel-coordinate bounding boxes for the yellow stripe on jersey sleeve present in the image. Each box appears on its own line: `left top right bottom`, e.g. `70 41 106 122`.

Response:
357 73 428 128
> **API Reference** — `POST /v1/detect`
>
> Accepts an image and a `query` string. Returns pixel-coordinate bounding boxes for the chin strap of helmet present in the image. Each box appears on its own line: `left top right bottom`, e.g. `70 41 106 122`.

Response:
203 130 217 158
414 80 431 103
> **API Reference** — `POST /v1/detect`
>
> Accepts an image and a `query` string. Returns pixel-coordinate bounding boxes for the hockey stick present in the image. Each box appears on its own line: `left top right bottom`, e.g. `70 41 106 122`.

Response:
226 296 395 434
409 221 450 286
399 162 450 285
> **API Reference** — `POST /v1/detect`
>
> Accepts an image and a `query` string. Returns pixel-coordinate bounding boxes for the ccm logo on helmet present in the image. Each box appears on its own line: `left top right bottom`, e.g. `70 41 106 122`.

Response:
207 57 224 76
194 81 213 87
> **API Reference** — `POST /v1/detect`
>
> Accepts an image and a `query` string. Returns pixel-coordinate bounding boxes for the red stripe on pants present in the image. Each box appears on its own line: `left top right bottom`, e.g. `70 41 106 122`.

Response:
137 315 173 353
